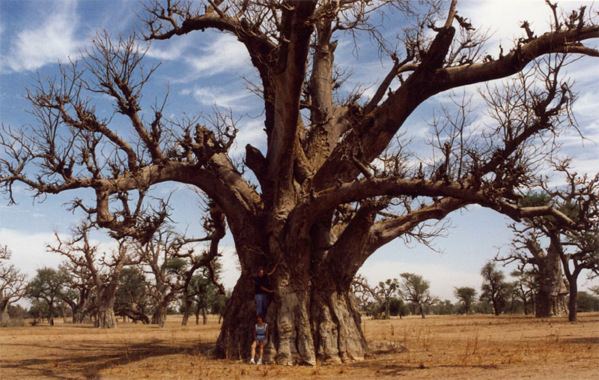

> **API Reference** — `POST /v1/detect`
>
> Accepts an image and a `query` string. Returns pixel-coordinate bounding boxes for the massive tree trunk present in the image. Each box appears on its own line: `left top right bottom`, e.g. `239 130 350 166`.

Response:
534 242 568 318
215 238 368 365
151 299 168 327
96 306 117 328
95 296 117 328
94 282 119 328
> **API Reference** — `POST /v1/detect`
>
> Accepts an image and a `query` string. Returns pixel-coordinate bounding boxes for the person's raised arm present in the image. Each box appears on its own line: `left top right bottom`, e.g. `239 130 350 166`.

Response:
267 261 280 276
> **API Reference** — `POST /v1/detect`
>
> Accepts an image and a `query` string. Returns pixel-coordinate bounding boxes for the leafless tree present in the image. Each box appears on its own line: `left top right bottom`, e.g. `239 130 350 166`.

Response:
49 223 137 328
57 260 95 323
0 246 27 324
1 0 598 363
506 162 599 321
498 220 569 318
136 208 225 327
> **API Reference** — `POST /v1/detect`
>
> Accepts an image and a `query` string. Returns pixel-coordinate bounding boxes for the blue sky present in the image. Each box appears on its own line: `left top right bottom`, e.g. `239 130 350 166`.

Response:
1 0 598 302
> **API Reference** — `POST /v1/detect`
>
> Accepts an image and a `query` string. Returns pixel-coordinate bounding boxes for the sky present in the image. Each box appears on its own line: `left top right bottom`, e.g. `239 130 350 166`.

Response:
0 0 598 303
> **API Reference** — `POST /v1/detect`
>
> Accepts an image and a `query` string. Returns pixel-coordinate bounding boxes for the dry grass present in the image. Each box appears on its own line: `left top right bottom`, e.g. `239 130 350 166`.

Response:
1 313 598 379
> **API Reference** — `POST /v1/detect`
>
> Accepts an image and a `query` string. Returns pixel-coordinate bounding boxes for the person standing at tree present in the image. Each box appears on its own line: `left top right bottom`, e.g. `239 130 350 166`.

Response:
250 314 269 364
253 266 276 316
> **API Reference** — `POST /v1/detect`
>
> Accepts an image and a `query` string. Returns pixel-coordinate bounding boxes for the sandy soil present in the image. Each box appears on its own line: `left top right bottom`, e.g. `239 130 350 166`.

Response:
1 313 598 379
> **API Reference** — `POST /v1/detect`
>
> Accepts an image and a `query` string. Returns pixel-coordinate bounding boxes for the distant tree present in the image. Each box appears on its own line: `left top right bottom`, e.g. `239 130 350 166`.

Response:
454 287 476 315
28 299 50 324
0 246 27 324
351 275 378 316
510 270 536 315
480 262 509 316
26 267 69 326
388 297 408 318
576 291 599 312
398 273 436 319
377 279 399 319
49 223 136 328
178 202 226 326
499 192 569 317
506 165 598 321
351 275 401 319
57 261 95 324
114 266 150 324
136 223 214 327
432 299 454 315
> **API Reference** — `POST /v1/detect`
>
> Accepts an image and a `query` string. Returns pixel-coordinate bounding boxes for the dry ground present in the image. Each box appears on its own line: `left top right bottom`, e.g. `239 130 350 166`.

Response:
1 313 598 379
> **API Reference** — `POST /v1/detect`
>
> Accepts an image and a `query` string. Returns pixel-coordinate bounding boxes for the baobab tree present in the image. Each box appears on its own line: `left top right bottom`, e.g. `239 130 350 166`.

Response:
1 0 598 364
49 223 136 328
500 219 570 317
506 163 599 321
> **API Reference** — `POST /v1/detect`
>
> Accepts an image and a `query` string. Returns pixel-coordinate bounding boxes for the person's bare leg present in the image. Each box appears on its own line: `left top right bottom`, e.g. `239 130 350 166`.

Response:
250 341 257 363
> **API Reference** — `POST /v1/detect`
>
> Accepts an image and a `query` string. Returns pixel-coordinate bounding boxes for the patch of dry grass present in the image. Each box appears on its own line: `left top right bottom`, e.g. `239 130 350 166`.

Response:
1 313 598 379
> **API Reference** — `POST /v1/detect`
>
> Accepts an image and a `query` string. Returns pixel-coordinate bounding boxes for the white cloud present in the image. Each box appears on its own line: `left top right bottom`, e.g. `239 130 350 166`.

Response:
229 118 267 158
150 32 251 78
187 33 251 76
0 228 62 278
2 3 86 73
147 36 194 61
183 85 252 109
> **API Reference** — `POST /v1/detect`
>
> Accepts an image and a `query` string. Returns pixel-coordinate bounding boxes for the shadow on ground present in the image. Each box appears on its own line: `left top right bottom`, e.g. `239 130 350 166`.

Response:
1 337 215 379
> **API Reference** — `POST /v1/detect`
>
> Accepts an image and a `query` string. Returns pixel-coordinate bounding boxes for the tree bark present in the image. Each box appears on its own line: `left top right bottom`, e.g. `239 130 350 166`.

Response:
181 298 192 326
215 260 367 365
0 299 8 325
96 302 117 328
568 277 578 322
534 242 568 318
48 302 55 326
151 300 168 327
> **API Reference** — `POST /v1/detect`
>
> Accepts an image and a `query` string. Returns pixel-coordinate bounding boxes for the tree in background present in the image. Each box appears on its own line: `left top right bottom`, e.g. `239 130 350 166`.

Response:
510 270 536 315
398 273 436 318
551 167 599 321
480 262 509 316
49 223 136 328
576 291 599 312
178 202 226 326
351 275 405 319
2 0 598 363
454 287 476 315
376 279 399 319
58 266 93 324
0 245 27 325
26 267 69 326
504 164 598 321
498 193 569 318
114 266 151 324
